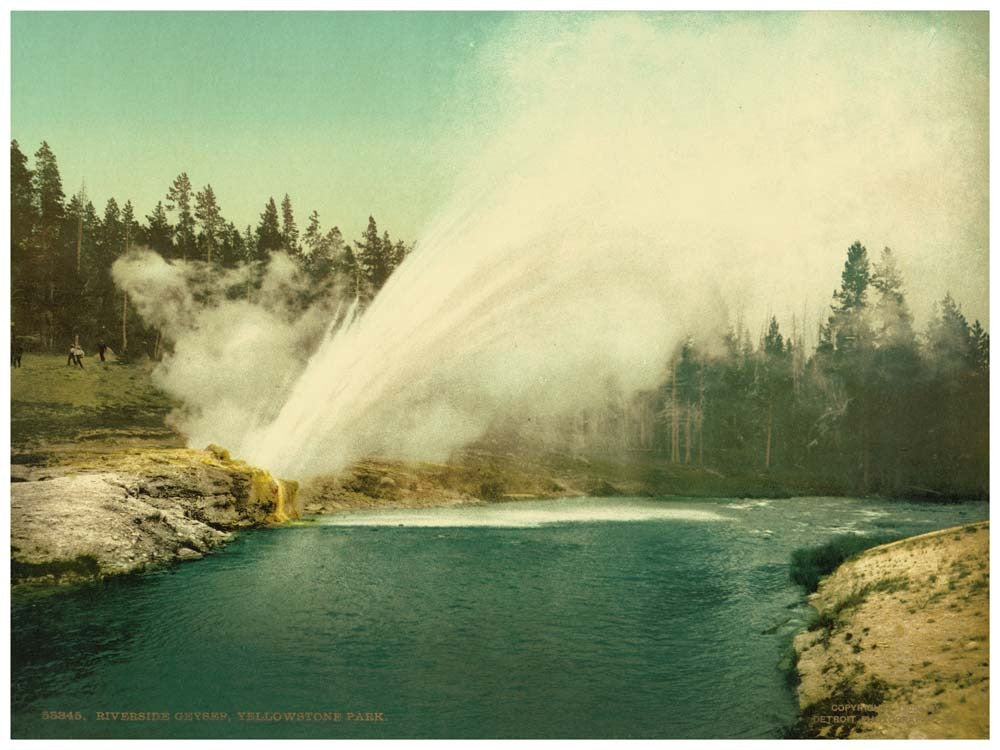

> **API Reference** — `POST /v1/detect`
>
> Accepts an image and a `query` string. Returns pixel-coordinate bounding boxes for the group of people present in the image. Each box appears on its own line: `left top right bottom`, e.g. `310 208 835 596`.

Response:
66 340 110 368
8 333 112 368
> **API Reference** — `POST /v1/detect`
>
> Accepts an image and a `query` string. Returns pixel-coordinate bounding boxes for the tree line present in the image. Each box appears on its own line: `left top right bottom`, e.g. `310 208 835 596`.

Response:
10 140 411 354
562 241 988 498
10 140 989 498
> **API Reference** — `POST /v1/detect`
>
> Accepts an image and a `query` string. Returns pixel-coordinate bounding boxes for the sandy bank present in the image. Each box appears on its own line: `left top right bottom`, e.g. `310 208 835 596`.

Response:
791 521 989 739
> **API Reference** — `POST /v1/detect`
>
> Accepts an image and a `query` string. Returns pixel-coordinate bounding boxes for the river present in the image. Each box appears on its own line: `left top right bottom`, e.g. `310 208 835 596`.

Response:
11 495 988 739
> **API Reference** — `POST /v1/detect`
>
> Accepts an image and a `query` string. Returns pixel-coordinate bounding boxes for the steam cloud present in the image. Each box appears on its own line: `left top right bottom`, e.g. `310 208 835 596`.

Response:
115 14 987 479
112 250 348 450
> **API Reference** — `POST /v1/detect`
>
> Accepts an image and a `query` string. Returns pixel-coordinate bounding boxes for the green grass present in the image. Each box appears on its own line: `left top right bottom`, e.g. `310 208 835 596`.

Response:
11 354 180 458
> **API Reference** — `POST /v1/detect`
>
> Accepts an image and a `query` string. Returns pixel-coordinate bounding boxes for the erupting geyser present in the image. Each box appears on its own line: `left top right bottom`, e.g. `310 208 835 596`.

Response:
114 15 986 479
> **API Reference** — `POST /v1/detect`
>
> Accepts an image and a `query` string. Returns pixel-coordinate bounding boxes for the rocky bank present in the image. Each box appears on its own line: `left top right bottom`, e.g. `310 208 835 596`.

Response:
11 446 299 588
791 521 989 739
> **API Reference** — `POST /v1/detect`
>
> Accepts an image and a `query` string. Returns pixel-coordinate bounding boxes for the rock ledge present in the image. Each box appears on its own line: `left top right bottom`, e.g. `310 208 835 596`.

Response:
11 447 299 587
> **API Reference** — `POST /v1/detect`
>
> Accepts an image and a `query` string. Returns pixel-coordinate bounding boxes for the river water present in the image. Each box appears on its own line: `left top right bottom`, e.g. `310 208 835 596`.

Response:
11 495 988 739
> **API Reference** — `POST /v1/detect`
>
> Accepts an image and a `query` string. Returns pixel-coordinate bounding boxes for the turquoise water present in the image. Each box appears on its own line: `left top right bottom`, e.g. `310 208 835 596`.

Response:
11 496 988 739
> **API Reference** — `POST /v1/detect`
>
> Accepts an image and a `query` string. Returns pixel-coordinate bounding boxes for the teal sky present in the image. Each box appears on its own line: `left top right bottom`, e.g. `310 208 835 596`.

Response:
12 11 509 242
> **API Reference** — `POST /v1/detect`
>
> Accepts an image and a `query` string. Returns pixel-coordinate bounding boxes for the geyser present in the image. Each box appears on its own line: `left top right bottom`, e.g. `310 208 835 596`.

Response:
116 14 986 479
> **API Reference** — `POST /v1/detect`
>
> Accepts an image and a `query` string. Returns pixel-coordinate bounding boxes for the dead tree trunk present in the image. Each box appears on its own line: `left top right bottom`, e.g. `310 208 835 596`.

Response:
76 212 82 275
765 400 773 469
684 407 692 464
698 362 705 466
121 291 128 353
670 360 680 464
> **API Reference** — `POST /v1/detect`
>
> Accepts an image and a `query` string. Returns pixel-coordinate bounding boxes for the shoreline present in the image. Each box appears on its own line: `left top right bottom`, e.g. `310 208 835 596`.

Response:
11 444 987 594
10 446 299 590
788 521 989 739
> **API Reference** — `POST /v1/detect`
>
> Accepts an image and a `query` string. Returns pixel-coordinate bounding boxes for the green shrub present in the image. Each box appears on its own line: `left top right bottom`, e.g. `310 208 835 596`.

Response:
790 534 903 592
478 480 506 501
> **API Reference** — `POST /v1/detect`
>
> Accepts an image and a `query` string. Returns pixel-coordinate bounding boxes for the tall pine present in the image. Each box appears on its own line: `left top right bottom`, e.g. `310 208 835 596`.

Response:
165 172 195 260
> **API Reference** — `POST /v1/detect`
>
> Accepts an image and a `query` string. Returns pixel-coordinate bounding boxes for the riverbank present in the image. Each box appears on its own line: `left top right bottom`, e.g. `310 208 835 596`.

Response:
790 521 989 739
295 449 856 513
11 446 298 588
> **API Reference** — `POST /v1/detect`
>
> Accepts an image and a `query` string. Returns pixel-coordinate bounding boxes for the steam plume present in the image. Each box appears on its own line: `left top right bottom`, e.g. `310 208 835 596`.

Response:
115 14 987 479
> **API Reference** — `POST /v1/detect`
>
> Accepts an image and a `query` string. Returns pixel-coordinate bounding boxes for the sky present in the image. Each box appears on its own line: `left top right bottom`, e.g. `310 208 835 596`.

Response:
12 11 506 243
10 10 990 332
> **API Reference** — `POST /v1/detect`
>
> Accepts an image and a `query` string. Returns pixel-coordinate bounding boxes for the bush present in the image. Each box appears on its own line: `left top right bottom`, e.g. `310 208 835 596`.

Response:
478 480 506 502
790 533 902 592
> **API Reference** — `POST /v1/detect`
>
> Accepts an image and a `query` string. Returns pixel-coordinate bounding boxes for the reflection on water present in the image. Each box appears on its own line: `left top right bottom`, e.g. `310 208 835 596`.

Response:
11 496 988 739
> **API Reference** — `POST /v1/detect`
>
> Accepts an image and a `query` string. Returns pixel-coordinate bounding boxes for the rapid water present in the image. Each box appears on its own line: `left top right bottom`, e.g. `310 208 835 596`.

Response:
11 496 987 739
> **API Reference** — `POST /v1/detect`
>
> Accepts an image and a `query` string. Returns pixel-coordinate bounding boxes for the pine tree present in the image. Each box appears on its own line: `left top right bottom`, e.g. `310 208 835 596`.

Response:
32 141 65 230
31 141 66 347
92 198 125 336
62 191 87 334
815 241 877 491
122 200 137 251
254 197 282 259
834 241 871 311
303 210 321 256
100 198 123 256
675 340 701 465
141 202 174 258
117 200 139 352
195 184 224 265
391 239 410 269
242 224 258 300
357 215 390 290
970 320 989 373
10 140 35 247
11 141 36 328
759 317 791 469
927 293 972 371
165 172 195 260
302 211 341 286
382 229 393 270
925 293 983 494
870 246 914 348
218 221 244 269
821 240 872 353
322 226 345 277
280 194 300 257
340 244 361 298
866 246 919 493
242 224 256 262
